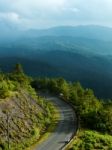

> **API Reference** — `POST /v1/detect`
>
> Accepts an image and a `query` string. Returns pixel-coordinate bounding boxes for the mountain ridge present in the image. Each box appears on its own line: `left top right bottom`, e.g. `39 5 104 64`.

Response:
1 25 112 42
1 25 112 99
24 25 112 41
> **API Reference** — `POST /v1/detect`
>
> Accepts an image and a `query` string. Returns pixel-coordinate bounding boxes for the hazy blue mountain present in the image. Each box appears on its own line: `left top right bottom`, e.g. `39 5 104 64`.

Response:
1 25 112 56
0 22 22 43
1 25 112 99
0 50 112 99
9 36 112 56
24 25 112 41
1 25 112 42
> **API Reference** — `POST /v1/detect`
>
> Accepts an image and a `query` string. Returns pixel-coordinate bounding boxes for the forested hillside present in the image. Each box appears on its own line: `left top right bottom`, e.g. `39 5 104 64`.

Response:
32 77 112 150
0 51 112 99
0 63 112 150
0 64 57 150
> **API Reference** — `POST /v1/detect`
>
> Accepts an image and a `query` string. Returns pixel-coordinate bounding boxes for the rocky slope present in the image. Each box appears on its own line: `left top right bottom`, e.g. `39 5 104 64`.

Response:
0 89 54 150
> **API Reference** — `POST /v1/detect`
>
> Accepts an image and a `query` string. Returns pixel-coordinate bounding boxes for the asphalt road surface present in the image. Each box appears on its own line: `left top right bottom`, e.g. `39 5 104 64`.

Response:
33 95 77 150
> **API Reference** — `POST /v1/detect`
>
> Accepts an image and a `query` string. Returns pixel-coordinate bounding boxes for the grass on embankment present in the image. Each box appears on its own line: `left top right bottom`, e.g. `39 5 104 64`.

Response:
27 100 60 150
67 129 112 150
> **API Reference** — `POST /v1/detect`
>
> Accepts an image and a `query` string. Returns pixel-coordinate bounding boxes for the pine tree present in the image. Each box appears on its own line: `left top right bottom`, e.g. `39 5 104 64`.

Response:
14 63 24 74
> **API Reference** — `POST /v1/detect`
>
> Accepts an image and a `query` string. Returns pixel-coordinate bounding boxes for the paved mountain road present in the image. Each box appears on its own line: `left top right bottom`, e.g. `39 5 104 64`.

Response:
33 95 77 150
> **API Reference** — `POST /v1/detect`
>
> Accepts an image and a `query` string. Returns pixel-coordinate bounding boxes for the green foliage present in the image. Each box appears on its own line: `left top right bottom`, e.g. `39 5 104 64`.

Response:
70 130 112 150
0 64 56 150
0 64 33 99
0 80 10 98
31 128 40 137
0 64 111 149
93 103 112 134
33 77 112 134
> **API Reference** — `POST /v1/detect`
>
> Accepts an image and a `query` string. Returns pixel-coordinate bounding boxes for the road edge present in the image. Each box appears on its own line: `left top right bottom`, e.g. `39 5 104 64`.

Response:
59 97 79 150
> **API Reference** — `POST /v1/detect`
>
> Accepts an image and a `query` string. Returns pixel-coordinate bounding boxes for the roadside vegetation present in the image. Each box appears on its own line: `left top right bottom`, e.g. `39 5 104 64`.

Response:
32 77 112 150
69 130 112 150
1 63 112 150
0 64 58 150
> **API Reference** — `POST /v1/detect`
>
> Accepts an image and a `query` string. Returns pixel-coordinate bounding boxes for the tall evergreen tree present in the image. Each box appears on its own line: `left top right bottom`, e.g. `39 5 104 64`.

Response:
14 63 24 74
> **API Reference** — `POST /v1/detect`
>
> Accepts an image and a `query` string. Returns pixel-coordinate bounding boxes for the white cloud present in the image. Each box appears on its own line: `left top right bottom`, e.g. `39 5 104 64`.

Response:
0 0 112 29
10 0 67 16
62 7 80 13
0 12 20 23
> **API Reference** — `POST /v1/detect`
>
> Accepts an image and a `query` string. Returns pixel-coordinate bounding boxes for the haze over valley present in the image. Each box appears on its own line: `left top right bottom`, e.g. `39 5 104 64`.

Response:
1 25 112 98
1 1 112 150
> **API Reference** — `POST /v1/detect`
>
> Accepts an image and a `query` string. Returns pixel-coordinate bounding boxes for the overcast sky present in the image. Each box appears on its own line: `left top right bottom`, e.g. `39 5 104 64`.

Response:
0 0 112 29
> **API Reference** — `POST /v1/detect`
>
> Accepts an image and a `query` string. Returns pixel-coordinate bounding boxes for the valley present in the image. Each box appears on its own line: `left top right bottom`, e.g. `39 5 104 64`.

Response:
0 0 112 149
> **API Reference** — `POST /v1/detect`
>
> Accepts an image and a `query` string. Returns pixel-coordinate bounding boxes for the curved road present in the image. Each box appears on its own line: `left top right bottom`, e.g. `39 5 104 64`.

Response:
33 95 77 150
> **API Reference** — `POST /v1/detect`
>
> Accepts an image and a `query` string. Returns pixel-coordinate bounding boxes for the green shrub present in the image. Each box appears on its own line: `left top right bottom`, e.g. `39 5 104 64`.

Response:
70 130 112 150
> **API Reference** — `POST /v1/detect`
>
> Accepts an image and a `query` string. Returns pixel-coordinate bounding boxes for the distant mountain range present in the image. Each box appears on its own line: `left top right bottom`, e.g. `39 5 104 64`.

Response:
1 25 112 41
1 25 112 99
24 25 112 41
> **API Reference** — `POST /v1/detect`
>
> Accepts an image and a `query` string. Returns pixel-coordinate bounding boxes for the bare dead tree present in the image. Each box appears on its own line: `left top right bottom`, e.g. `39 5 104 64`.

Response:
6 111 10 150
